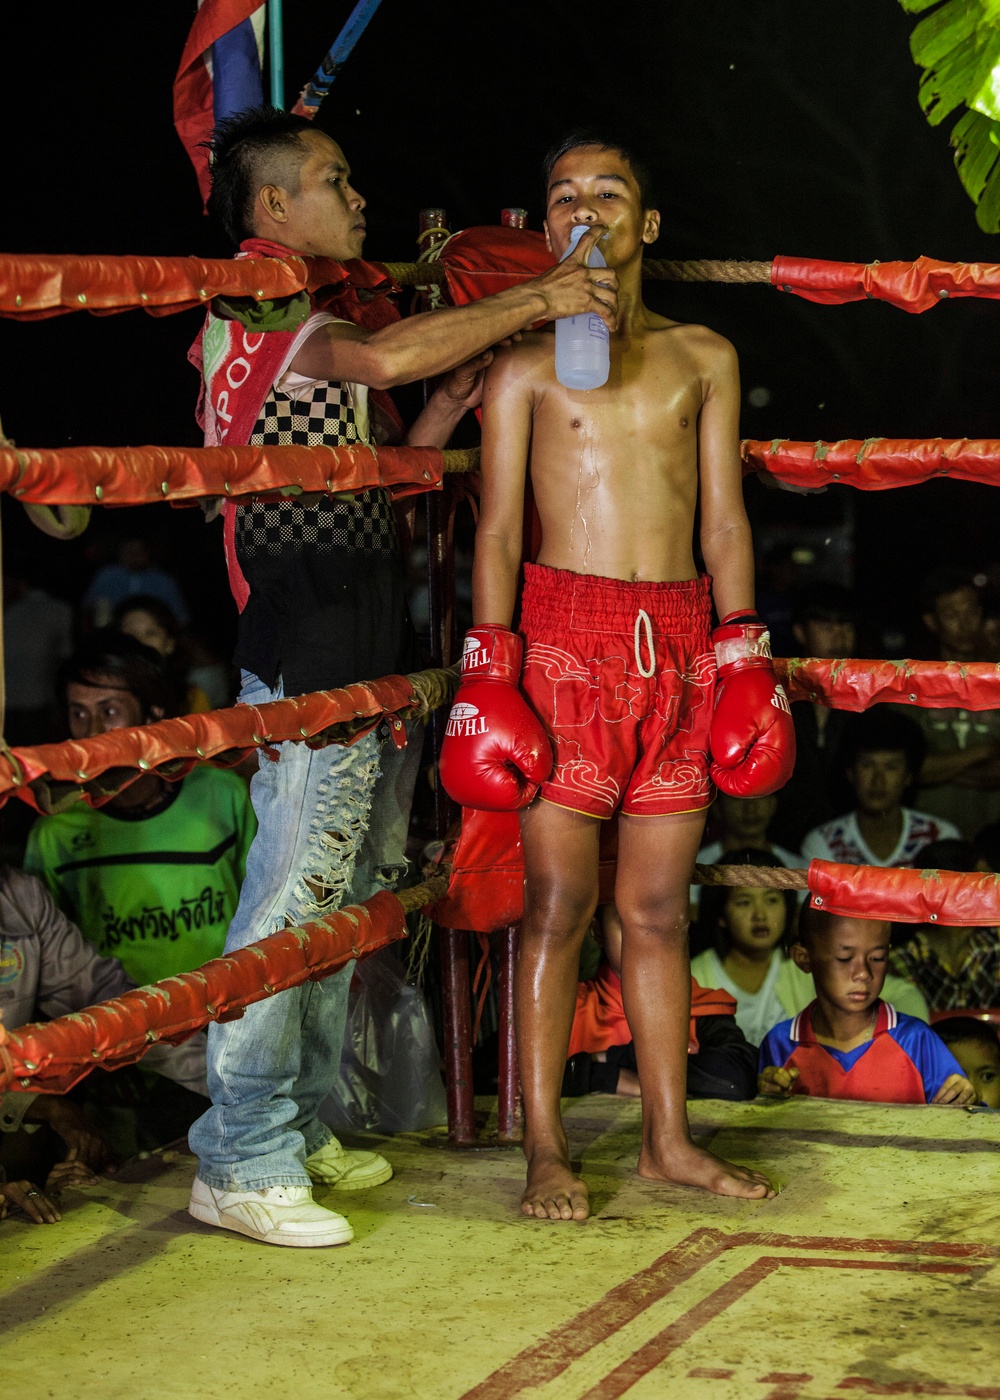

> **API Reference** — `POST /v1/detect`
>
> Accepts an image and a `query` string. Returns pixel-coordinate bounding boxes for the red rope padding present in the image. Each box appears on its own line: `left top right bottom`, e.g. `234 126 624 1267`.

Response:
743 438 1000 492
0 676 417 814
772 254 1000 313
0 657 996 815
810 861 1000 927
0 253 395 320
0 890 406 1095
775 658 1000 712
0 443 444 506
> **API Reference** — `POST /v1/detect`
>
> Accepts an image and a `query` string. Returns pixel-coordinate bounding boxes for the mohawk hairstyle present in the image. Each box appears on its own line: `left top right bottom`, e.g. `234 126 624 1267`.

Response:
207 103 316 245
543 129 657 211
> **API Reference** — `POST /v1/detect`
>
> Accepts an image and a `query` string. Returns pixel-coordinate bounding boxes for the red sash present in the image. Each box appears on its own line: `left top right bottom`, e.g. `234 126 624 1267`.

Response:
786 1001 926 1104
187 238 403 611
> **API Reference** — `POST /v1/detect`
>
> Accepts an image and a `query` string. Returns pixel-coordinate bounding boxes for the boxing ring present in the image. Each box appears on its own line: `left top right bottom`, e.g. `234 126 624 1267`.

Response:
2 230 1000 1136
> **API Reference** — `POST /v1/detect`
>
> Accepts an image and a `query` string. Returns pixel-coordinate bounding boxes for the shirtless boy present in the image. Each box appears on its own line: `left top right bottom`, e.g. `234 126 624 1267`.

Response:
440 132 794 1220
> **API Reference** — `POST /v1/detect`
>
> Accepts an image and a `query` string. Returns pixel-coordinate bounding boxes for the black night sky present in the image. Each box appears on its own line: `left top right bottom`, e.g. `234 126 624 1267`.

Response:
2 0 998 655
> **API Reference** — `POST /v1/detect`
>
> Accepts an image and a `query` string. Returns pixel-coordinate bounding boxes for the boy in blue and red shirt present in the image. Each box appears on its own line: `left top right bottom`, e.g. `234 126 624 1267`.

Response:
759 904 975 1106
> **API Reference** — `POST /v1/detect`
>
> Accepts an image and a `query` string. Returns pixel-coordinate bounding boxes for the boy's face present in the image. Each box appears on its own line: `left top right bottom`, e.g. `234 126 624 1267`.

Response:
544 145 659 270
924 586 982 658
258 130 367 259
847 749 910 815
792 617 855 658
723 887 787 957
791 917 890 1015
946 1037 1000 1108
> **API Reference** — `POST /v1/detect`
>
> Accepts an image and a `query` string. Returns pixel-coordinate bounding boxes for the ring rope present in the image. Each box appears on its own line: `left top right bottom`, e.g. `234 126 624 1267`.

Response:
0 665 460 815
2 856 996 1095
1 650 998 816
9 437 1000 509
0 876 448 1096
697 860 1000 929
6 251 1000 317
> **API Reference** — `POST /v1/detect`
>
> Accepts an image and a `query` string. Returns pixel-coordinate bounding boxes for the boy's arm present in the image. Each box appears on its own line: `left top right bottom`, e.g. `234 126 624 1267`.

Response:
404 352 494 449
290 231 617 390
472 349 533 626
697 337 754 620
757 1030 801 1096
437 346 549 812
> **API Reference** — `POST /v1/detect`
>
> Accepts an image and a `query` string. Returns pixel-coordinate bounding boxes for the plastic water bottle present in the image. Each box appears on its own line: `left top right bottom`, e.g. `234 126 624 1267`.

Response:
554 223 610 390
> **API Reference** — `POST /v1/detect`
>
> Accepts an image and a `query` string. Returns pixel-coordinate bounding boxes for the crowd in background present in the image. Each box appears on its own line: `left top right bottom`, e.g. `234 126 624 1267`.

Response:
3 517 1000 1221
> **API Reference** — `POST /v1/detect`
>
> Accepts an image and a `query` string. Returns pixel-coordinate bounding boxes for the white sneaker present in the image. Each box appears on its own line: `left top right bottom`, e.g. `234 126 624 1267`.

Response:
305 1138 393 1192
188 1177 354 1247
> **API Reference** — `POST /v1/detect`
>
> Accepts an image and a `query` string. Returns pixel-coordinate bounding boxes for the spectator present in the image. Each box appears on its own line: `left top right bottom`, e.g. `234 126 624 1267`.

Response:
691 793 802 913
889 839 1000 1012
3 555 73 747
801 711 959 868
906 569 1000 838
934 1016 1000 1108
771 583 856 850
691 849 928 1042
758 905 974 1105
112 595 212 714
563 904 758 1102
23 633 256 989
83 537 188 629
0 866 207 1204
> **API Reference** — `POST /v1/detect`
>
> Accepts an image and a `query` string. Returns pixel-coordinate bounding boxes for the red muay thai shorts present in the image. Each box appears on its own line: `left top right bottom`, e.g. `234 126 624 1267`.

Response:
519 563 716 819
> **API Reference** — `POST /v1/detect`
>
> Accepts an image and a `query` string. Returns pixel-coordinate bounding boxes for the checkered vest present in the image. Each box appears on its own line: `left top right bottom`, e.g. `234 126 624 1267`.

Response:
236 381 398 558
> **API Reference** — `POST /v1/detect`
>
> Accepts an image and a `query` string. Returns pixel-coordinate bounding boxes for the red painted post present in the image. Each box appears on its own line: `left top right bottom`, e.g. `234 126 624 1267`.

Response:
440 926 476 1145
497 923 522 1142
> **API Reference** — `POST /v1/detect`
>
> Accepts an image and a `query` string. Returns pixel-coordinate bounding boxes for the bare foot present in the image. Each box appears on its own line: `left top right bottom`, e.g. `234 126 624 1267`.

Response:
637 1141 775 1200
521 1147 590 1222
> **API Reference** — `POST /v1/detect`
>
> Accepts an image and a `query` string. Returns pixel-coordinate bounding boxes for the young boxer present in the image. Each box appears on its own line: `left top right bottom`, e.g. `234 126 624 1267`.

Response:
440 132 794 1220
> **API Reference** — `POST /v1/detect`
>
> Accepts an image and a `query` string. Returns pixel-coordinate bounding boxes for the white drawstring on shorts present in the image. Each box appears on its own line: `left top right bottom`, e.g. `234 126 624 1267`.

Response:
633 608 656 678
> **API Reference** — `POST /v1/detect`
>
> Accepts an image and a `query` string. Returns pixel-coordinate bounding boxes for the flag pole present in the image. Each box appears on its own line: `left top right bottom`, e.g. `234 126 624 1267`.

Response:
292 0 383 118
268 0 285 109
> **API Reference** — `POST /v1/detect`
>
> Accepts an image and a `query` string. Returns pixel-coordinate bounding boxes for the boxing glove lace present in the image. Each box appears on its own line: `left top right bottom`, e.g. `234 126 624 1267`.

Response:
439 625 553 811
709 612 795 798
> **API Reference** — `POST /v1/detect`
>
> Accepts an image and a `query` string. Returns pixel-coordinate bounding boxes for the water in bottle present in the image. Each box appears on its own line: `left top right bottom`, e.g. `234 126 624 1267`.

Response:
554 223 610 391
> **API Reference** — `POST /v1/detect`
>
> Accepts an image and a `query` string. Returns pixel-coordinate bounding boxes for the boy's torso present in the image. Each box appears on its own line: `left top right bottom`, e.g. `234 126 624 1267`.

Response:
517 316 715 584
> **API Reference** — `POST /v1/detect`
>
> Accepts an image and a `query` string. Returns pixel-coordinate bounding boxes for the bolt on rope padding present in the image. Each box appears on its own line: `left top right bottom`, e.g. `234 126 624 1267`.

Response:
0 877 447 1096
742 438 1000 493
8 244 1000 318
0 665 459 815
0 443 481 508
696 860 1000 929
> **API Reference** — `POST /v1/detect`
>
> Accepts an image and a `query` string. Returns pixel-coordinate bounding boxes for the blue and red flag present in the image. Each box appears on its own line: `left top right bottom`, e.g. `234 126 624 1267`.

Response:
174 0 266 204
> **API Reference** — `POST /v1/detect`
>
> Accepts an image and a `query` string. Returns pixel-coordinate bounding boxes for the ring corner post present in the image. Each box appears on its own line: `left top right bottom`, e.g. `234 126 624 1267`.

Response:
440 924 476 1145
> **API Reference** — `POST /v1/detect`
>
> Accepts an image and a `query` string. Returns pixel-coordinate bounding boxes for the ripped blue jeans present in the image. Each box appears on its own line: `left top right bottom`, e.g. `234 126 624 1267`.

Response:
189 672 422 1191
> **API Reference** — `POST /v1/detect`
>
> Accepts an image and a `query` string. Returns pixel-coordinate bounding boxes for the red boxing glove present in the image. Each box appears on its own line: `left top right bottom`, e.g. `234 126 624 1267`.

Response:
439 625 553 811
709 613 795 797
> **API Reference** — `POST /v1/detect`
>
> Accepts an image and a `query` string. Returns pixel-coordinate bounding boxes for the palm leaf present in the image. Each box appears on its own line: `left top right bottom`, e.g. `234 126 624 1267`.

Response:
900 0 1000 230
